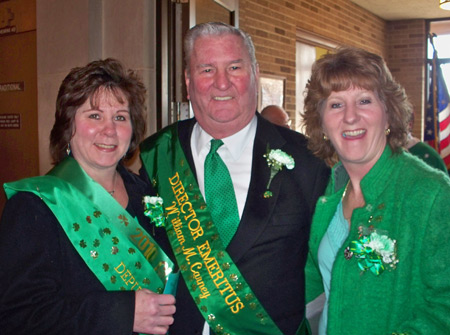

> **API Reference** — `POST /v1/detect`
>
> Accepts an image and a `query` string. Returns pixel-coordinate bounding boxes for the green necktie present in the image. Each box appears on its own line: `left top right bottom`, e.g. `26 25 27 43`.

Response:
204 139 240 247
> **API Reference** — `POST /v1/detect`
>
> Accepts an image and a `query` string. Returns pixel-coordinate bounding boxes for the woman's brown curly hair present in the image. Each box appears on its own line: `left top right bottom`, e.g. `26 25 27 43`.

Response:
301 47 412 166
49 58 147 165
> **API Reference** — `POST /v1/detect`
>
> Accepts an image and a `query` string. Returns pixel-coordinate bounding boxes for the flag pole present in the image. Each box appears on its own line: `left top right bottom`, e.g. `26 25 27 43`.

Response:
429 33 439 151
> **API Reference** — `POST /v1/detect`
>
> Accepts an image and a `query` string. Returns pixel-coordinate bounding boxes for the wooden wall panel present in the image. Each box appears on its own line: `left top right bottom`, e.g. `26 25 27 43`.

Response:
0 0 37 214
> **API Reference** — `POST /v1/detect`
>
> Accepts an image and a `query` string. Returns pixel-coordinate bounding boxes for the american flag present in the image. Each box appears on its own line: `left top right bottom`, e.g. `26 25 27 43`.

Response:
424 50 450 170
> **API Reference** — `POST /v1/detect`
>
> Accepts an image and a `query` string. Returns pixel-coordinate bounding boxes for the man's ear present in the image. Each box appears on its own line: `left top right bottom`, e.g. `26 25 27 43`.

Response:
185 69 190 100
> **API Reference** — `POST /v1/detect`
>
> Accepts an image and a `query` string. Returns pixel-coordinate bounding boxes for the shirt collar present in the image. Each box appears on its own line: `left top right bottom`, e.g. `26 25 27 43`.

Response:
193 115 257 161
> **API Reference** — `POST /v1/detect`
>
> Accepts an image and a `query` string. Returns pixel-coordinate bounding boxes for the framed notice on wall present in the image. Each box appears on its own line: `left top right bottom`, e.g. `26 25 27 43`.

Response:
0 114 20 129
258 75 285 111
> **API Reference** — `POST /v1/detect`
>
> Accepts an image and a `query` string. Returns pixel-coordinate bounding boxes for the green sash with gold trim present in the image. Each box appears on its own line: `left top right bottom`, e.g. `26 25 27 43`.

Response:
140 125 283 335
4 157 174 294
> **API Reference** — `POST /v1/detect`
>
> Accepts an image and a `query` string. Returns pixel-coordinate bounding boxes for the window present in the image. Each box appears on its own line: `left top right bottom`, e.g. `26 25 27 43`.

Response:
295 29 337 132
428 20 450 93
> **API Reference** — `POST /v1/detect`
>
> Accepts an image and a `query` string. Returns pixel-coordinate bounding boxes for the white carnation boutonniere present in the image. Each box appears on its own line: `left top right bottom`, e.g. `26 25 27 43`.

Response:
143 196 166 227
263 146 295 198
344 226 398 276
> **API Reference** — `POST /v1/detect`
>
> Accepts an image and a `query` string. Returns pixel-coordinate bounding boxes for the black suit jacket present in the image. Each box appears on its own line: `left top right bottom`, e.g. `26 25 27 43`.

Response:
141 114 330 335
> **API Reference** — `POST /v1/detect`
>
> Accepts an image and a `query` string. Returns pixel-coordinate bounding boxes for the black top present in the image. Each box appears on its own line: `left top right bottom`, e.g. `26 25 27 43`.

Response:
0 164 156 334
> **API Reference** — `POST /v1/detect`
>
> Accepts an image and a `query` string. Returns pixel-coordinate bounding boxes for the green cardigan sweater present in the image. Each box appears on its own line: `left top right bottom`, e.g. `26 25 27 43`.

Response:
305 146 450 335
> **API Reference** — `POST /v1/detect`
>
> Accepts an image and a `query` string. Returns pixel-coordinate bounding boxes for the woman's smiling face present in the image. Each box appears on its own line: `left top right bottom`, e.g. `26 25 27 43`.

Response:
322 87 389 170
70 88 132 176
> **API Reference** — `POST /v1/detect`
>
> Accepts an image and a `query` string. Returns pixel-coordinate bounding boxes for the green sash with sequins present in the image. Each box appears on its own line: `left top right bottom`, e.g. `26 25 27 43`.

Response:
4 157 174 294
140 124 283 335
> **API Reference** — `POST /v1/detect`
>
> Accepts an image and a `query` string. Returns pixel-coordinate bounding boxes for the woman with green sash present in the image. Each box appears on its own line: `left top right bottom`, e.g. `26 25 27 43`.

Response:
0 59 175 334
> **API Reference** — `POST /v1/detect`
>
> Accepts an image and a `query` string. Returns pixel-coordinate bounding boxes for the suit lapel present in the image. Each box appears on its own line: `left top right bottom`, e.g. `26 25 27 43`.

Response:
228 115 287 262
177 118 197 178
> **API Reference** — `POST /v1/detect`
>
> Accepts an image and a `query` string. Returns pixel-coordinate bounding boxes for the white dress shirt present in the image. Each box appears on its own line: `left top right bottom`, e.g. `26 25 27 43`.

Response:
191 115 257 219
190 116 257 335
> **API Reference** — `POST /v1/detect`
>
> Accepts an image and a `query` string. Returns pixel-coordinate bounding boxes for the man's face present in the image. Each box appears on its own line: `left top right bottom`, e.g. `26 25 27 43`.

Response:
185 34 259 139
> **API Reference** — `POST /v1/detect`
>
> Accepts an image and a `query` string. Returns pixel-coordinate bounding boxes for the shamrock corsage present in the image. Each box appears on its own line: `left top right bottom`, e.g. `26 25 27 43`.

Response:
344 226 398 276
263 147 295 198
143 196 166 227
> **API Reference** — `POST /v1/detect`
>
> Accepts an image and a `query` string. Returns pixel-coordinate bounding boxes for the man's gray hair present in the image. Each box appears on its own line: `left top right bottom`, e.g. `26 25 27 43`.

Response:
184 22 258 77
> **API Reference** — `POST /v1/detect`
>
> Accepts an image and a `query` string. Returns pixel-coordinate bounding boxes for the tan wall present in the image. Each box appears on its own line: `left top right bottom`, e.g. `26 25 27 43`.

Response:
0 0 37 213
37 0 157 176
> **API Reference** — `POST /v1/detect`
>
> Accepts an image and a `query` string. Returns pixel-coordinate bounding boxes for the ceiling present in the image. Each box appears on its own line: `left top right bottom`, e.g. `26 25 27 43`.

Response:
350 0 450 21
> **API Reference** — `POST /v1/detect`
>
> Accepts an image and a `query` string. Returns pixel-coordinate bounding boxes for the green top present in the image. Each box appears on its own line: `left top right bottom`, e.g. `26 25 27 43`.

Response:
305 146 450 335
408 141 448 174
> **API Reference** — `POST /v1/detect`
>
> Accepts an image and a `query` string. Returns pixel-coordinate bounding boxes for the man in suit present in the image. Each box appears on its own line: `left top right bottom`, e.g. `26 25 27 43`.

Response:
261 104 292 129
140 22 329 335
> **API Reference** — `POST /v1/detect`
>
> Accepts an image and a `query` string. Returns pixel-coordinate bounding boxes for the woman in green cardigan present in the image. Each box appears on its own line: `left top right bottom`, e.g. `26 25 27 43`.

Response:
302 47 450 335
